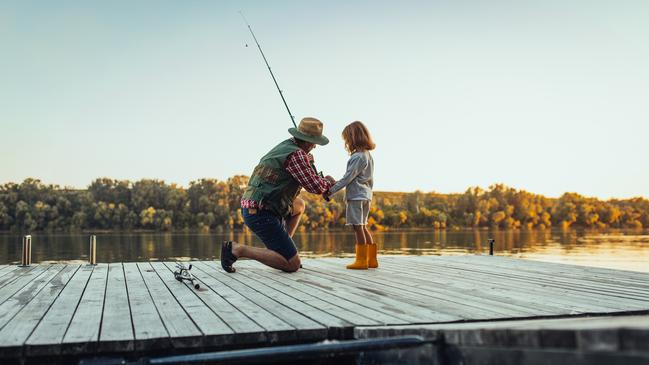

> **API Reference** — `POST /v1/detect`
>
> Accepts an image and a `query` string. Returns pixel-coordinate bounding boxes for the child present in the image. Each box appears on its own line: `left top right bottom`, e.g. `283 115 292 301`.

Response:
326 121 377 269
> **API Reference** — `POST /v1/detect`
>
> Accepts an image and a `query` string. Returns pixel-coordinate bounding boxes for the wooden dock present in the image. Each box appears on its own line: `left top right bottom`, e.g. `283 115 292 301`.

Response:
0 255 648 363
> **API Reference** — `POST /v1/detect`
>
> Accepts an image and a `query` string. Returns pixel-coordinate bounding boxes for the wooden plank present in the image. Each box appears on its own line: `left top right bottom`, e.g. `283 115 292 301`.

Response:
215 262 352 334
384 258 636 311
159 262 267 346
25 265 94 357
294 266 452 323
497 255 649 280
334 256 649 316
420 258 645 311
472 255 649 281
302 259 529 322
149 262 233 348
236 264 382 327
435 255 649 294
191 261 328 342
304 258 544 319
136 262 202 349
0 265 64 331
230 260 411 325
0 265 48 302
0 265 20 281
0 265 79 358
346 256 621 316
442 256 649 299
308 258 548 316
441 255 649 295
0 266 39 289
264 259 476 323
61 263 108 355
378 258 633 313
393 256 649 310
374 257 594 314
123 262 170 351
183 263 292 340
98 263 134 353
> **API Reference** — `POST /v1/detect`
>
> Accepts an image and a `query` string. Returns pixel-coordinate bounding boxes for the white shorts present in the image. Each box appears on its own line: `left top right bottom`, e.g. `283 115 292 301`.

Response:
346 200 371 226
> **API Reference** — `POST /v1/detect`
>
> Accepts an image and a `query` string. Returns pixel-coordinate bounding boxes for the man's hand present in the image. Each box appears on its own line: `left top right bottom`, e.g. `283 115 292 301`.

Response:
324 175 336 185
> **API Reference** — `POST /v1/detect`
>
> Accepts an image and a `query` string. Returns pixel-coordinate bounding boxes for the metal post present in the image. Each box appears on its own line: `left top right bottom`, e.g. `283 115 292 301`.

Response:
21 235 32 266
488 238 495 256
89 235 97 265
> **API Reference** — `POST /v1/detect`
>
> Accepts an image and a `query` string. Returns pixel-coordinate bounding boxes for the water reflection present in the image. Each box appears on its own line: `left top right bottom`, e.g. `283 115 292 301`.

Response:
0 229 647 272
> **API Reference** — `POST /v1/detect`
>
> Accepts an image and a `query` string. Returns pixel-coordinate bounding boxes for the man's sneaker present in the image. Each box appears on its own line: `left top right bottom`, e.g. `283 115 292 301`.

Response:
221 241 237 273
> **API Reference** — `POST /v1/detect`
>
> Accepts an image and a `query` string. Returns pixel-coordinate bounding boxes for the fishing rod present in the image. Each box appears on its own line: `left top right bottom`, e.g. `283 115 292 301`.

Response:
239 11 297 128
239 12 331 201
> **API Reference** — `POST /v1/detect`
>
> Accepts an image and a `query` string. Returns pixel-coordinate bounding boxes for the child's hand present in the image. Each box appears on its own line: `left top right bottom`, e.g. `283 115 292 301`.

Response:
324 175 336 185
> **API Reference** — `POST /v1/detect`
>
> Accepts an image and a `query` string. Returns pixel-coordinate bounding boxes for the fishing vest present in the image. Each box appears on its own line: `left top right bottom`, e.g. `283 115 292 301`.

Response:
242 139 303 218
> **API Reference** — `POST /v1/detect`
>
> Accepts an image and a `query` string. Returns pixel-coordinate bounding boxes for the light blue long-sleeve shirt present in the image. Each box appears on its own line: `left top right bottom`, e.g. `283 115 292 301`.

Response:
328 151 374 201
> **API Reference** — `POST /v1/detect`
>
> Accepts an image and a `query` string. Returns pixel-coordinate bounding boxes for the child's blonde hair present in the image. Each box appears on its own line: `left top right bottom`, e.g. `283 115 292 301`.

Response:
342 121 375 154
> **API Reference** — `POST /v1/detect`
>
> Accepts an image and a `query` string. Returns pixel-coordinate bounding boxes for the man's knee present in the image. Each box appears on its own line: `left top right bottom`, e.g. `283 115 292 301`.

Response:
284 256 301 272
293 197 306 215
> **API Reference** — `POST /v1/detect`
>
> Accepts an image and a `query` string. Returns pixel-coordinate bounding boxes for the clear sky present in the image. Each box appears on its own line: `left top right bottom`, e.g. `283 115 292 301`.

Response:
1 0 648 199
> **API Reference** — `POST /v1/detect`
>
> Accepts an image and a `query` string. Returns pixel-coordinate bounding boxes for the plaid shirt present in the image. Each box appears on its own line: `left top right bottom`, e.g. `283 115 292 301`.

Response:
241 148 331 209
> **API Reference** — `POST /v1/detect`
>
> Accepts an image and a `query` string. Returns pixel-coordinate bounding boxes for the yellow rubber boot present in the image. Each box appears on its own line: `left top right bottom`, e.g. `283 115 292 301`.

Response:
367 244 379 268
346 244 369 270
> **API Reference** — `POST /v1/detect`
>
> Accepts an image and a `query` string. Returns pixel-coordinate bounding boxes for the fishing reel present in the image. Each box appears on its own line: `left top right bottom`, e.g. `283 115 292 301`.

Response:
174 262 200 290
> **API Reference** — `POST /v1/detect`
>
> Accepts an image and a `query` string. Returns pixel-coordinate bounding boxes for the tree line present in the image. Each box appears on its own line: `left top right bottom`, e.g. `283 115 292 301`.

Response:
0 178 648 232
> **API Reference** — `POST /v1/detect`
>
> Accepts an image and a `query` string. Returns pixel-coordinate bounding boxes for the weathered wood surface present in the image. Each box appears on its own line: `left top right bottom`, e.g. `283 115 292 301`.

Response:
0 255 648 360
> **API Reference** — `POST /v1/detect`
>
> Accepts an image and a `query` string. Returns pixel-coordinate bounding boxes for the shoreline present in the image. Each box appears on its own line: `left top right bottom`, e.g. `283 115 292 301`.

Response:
1 227 648 235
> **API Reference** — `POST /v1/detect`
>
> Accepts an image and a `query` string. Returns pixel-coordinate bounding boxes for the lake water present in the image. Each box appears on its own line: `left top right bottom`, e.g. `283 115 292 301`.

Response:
1 229 648 273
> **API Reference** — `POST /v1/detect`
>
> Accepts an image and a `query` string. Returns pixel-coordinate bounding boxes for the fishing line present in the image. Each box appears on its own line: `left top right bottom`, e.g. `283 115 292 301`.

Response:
239 11 297 128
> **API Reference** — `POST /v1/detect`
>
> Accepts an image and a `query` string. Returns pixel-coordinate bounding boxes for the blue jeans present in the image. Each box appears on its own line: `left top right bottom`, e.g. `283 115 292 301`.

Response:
242 208 298 260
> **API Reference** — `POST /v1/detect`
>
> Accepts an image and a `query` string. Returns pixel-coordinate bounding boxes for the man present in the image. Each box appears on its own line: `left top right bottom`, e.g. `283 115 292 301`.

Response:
220 117 335 273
